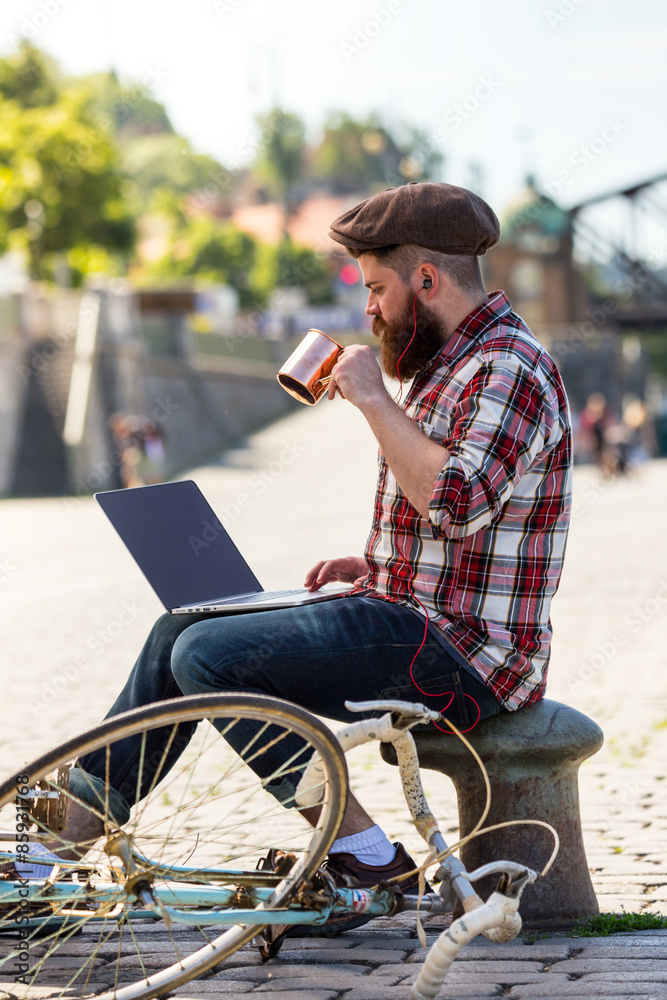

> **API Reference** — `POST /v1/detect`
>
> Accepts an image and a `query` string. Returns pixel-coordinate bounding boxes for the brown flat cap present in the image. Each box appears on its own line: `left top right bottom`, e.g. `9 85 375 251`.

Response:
329 182 500 256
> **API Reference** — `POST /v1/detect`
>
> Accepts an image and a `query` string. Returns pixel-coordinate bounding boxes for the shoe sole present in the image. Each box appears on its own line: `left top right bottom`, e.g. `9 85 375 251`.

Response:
285 912 375 937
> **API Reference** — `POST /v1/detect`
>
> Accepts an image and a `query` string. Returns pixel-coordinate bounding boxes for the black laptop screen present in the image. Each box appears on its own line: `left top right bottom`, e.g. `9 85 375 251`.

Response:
95 480 262 610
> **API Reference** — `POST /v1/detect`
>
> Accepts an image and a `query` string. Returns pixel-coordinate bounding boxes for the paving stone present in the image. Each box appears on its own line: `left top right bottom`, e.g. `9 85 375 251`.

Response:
594 867 667 877
0 987 70 999
281 938 356 950
509 985 667 997
551 959 667 973
368 964 415 976
348 937 422 950
0 946 47 960
581 973 667 982
620 931 667 937
575 946 667 958
209 951 263 969
440 972 571 986
115 954 203 971
429 942 572 961
219 993 339 1000
51 938 190 957
209 963 367 981
29 955 104 970
595 886 652 897
352 927 425 939
276 947 407 965
252 974 395 990
406 955 545 973
645 886 667 899
343 987 502 999
172 983 254 995
572 934 667 946
595 894 652 907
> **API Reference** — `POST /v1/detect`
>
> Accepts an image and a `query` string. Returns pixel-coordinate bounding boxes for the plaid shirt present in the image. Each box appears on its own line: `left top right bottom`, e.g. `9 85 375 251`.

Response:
363 291 572 711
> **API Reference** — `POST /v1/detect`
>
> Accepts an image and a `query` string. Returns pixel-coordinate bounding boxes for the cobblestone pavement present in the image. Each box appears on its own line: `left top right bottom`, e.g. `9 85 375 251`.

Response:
1 393 667 997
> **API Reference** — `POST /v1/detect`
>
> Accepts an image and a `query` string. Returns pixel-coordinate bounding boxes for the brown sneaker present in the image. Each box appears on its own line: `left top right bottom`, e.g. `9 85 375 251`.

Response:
323 841 429 894
286 842 430 940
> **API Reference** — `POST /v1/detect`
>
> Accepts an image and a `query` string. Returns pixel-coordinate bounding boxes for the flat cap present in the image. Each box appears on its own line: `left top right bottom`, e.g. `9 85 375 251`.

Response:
329 182 500 256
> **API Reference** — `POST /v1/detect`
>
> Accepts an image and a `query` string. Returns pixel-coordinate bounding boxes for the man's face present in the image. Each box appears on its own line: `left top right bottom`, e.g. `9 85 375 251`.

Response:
358 257 447 381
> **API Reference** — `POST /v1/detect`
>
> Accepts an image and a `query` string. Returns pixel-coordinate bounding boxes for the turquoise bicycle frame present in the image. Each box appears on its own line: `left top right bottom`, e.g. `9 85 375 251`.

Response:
0 872 399 928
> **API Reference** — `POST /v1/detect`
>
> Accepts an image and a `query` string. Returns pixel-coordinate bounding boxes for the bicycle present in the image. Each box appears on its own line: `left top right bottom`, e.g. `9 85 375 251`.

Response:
0 693 558 1000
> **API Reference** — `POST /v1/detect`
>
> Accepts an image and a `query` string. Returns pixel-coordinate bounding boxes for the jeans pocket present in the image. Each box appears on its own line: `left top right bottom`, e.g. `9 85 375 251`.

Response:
378 670 471 728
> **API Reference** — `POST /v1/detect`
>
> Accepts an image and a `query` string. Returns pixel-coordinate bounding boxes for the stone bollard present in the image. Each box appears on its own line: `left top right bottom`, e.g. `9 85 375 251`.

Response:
380 698 603 926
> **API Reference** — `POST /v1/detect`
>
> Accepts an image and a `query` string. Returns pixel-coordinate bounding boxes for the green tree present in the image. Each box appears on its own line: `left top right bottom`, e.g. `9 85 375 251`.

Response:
312 112 443 193
79 69 174 140
0 41 59 108
121 133 226 203
0 46 135 281
252 237 333 306
146 216 259 306
253 109 307 231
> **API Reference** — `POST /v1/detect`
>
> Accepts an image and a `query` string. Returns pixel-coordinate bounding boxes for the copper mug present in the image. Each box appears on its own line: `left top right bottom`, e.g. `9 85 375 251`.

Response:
276 329 343 405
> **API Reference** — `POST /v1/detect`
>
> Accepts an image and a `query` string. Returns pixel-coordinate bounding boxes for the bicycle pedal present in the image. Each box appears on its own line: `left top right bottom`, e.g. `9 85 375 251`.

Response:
256 922 291 962
17 766 71 833
256 848 296 877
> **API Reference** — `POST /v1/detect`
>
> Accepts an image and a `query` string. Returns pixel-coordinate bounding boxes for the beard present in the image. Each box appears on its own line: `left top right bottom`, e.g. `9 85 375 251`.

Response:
373 294 448 381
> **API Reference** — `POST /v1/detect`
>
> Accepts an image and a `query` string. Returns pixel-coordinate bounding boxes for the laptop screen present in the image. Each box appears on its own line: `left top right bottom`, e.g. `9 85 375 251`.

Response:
95 480 262 610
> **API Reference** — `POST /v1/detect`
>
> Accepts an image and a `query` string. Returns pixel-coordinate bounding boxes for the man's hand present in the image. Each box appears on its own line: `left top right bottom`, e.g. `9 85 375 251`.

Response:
304 556 368 592
327 345 387 408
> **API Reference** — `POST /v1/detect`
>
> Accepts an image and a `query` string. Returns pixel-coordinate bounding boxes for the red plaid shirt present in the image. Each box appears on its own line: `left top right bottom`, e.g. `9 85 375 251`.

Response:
363 291 572 710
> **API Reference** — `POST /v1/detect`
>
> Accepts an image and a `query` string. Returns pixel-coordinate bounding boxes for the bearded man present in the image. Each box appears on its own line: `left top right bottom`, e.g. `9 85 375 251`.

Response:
50 183 573 924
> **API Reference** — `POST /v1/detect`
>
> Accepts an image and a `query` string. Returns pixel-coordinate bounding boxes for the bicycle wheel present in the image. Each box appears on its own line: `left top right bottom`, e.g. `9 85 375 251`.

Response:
0 693 347 1000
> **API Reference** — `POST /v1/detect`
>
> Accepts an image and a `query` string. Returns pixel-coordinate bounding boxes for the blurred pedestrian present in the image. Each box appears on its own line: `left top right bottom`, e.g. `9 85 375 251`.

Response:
108 413 165 489
578 392 613 471
623 398 657 467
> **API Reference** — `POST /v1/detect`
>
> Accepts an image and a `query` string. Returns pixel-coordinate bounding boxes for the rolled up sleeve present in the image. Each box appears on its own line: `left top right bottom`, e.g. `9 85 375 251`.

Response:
428 360 551 539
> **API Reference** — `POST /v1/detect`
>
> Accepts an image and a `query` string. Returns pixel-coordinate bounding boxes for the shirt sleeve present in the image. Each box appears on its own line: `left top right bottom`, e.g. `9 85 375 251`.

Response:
427 359 555 540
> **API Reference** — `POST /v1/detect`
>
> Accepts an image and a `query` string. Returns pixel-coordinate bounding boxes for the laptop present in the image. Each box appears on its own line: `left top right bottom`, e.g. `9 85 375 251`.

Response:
95 480 351 614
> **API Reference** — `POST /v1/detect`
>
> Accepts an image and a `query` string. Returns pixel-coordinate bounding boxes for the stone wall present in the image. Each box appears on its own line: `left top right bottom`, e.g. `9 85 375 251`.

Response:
1 289 299 497
0 297 24 495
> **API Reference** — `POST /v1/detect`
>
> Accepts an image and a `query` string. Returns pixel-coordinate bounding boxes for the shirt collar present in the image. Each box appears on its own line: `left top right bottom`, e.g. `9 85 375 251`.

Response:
425 290 512 374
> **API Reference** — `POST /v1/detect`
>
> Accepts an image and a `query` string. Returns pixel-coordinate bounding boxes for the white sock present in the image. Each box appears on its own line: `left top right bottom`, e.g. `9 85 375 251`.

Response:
14 842 64 880
330 824 397 866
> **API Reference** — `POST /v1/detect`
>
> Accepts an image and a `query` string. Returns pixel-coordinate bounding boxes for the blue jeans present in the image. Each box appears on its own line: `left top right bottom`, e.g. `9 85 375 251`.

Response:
77 595 503 822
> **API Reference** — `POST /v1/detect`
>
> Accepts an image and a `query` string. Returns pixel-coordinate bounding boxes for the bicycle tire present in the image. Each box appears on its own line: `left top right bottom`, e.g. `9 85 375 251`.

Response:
0 693 348 1000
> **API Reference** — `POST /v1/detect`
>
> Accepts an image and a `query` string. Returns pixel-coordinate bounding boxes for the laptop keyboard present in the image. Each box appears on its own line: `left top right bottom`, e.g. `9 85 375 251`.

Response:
208 589 307 606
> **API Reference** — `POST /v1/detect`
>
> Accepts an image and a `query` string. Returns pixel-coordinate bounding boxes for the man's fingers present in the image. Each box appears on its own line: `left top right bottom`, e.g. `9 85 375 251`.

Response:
306 557 366 591
327 370 345 401
306 560 337 591
304 561 326 588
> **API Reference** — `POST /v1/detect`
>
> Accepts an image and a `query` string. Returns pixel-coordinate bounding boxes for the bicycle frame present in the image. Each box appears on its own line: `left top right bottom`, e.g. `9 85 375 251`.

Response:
0 860 452 933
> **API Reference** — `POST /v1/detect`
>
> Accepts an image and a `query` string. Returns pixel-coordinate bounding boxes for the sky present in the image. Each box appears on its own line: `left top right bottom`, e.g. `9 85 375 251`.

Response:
1 0 666 236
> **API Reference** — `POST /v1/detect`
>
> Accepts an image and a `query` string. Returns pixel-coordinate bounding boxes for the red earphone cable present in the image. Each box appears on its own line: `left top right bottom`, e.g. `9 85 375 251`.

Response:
395 285 421 393
393 286 480 733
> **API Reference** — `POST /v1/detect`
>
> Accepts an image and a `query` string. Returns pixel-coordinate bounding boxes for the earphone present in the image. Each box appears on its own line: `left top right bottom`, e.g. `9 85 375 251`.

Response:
422 277 432 290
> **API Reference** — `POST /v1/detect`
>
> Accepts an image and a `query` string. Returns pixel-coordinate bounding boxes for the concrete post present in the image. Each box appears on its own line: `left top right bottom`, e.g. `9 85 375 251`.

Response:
381 699 603 926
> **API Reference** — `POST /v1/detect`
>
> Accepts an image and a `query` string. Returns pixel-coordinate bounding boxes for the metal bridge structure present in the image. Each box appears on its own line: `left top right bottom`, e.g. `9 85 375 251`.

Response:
568 171 667 331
